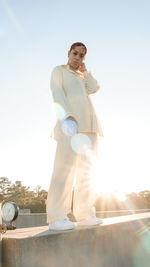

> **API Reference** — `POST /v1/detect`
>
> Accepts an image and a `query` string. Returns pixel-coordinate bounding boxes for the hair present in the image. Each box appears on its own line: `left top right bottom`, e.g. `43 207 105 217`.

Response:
69 42 87 55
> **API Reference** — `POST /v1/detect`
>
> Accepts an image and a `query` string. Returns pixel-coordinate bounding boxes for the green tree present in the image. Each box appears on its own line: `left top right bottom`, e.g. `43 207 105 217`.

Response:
0 177 48 213
0 177 12 197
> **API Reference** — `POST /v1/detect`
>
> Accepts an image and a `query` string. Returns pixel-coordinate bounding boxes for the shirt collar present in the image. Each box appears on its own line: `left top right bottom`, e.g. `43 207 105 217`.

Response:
61 64 85 79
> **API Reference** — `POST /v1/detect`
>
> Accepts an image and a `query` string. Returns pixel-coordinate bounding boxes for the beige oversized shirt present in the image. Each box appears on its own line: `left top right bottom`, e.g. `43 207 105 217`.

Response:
50 64 104 141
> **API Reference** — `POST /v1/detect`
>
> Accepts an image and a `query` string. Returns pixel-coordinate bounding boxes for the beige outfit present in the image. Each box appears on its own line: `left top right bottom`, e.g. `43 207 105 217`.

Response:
49 65 104 141
46 64 104 224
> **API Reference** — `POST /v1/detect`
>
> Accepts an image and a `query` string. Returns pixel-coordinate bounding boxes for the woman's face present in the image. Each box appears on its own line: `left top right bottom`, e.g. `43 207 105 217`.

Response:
68 45 86 70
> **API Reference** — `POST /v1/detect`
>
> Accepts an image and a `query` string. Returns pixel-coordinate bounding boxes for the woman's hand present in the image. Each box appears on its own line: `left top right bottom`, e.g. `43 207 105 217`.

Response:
78 63 87 72
66 116 77 123
61 116 78 136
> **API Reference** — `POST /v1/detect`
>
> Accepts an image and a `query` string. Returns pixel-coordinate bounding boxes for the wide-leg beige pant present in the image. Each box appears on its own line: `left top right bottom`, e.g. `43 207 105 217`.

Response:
46 132 99 224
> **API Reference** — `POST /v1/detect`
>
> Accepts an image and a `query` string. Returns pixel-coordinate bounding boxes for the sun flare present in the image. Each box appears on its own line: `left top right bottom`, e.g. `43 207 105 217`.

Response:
92 160 127 202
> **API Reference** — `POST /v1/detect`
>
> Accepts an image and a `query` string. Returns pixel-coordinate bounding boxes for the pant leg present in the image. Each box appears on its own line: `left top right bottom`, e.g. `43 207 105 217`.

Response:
46 134 77 224
72 133 99 221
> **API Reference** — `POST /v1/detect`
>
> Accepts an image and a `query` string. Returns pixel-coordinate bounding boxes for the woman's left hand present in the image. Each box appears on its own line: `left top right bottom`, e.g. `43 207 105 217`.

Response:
78 63 87 72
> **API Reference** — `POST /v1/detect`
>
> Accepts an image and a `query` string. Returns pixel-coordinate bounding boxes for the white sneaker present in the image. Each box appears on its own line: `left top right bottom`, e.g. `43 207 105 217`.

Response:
77 215 103 226
48 216 76 230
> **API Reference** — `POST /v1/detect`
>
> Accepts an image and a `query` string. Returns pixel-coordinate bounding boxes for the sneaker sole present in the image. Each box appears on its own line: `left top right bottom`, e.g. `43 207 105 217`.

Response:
77 219 103 226
49 223 77 231
49 226 76 230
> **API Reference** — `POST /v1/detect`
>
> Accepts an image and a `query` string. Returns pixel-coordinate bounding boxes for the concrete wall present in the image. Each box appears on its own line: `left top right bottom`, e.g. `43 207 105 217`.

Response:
2 212 150 267
3 209 150 229
3 209 150 228
0 203 2 267
4 213 47 229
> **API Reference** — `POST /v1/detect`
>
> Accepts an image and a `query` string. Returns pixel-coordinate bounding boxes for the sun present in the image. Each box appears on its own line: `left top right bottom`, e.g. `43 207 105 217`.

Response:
114 191 126 202
91 160 126 202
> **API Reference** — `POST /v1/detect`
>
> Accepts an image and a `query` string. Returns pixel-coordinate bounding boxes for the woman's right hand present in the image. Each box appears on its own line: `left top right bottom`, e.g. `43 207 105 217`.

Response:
66 116 77 123
61 116 78 136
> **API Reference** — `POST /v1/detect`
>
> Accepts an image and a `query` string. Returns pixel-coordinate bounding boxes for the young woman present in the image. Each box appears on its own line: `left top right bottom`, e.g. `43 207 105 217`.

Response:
46 42 104 230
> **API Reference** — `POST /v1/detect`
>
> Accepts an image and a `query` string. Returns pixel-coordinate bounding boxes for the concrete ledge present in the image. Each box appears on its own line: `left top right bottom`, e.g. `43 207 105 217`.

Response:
2 213 150 267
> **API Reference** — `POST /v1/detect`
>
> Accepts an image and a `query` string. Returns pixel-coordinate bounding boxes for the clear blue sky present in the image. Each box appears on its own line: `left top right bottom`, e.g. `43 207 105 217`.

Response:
0 0 150 195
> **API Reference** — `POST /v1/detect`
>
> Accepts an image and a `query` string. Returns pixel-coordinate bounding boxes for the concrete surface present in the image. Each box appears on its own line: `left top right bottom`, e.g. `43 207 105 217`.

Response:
0 203 2 267
0 233 1 267
2 212 150 267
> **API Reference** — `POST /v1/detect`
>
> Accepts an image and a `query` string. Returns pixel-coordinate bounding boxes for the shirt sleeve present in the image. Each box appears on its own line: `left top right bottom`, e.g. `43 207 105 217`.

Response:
83 70 100 95
50 66 74 121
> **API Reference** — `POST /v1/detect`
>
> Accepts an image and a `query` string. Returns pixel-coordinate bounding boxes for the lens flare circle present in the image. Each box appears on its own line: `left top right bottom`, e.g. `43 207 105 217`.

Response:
54 102 66 121
62 119 78 136
71 133 92 154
